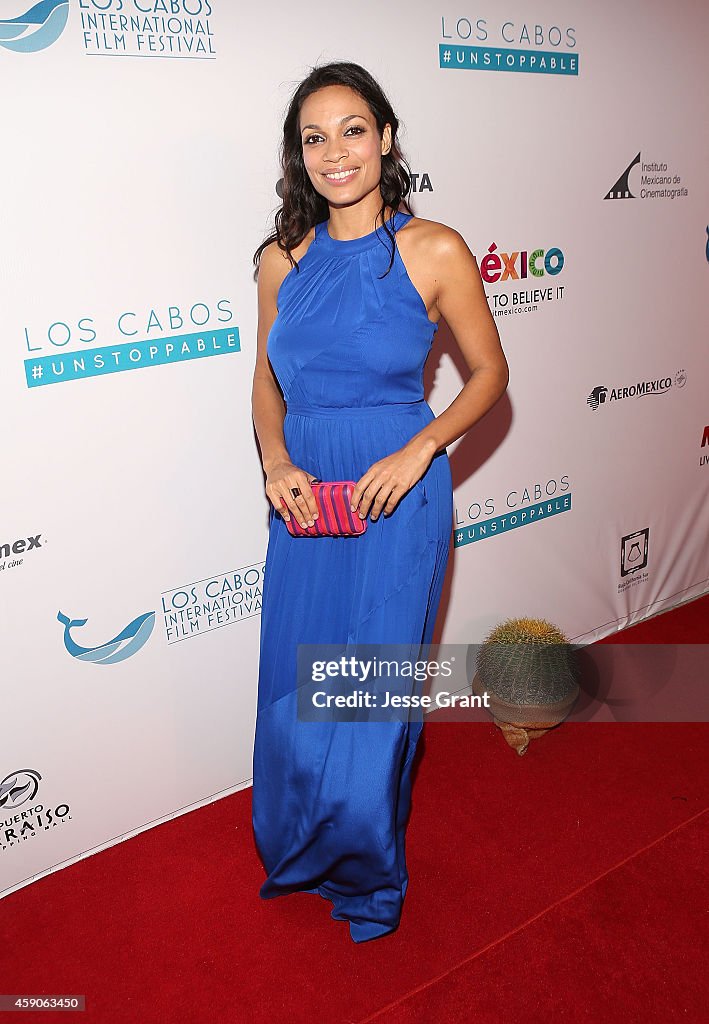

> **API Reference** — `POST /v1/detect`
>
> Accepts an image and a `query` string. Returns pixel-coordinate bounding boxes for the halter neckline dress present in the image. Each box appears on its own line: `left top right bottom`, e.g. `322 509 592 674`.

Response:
252 208 453 942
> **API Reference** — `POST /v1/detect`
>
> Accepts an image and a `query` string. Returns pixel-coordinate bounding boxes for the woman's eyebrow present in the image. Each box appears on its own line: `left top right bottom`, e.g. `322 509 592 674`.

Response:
300 114 365 133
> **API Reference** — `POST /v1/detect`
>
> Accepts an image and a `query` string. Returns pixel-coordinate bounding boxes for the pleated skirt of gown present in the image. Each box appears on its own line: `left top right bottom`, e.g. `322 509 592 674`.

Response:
252 399 453 942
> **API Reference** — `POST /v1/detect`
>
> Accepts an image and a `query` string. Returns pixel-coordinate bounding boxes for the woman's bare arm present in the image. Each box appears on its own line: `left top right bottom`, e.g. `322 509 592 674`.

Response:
251 242 291 472
251 242 319 527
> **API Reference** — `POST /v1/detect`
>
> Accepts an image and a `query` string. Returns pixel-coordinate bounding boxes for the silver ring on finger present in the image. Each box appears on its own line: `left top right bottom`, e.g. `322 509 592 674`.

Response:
290 487 301 499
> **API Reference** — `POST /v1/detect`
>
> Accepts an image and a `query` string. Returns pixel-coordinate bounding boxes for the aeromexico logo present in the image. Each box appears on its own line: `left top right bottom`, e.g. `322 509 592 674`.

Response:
0 1 68 53
587 369 687 411
58 609 155 665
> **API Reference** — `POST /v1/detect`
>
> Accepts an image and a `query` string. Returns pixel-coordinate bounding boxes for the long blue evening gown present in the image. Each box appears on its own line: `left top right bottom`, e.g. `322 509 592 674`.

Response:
252 208 453 942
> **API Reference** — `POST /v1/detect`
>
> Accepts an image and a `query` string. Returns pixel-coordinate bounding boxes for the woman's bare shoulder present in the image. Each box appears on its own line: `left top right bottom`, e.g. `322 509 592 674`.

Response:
397 216 475 293
259 226 317 300
402 214 469 257
260 228 315 276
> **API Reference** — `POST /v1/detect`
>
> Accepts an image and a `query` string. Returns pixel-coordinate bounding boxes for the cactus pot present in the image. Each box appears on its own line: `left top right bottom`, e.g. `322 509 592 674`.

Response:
471 670 579 755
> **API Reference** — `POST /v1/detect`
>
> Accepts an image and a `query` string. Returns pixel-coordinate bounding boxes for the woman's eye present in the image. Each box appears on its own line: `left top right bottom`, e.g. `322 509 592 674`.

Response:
304 125 365 145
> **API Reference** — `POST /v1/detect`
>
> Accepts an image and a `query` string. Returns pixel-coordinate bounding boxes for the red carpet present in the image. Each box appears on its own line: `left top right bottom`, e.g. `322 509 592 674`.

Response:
2 595 707 1022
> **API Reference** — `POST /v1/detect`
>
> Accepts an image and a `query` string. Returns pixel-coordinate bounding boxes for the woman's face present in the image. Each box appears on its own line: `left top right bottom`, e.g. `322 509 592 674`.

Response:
298 85 391 205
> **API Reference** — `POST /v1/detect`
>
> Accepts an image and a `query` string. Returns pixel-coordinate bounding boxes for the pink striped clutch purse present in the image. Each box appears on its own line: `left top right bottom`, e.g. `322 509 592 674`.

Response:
280 481 367 537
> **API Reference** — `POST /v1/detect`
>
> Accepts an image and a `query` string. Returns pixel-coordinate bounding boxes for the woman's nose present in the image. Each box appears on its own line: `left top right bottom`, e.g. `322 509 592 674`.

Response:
324 141 348 163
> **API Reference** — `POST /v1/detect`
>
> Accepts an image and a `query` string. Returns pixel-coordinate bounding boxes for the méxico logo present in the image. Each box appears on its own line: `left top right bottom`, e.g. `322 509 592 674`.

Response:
0 0 68 52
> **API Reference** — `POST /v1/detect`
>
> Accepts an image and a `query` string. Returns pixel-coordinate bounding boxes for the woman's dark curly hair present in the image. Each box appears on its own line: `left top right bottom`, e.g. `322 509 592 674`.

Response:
253 60 413 281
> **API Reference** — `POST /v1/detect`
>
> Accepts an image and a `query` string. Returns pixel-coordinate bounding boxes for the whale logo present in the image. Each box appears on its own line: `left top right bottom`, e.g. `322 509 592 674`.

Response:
0 0 69 53
57 609 156 665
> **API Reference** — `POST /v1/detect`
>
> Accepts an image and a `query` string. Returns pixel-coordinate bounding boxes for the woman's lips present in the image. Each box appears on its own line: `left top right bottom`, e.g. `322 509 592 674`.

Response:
322 168 360 186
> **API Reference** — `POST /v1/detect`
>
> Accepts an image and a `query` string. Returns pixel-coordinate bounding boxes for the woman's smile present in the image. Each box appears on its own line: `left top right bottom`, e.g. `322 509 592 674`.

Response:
322 167 360 184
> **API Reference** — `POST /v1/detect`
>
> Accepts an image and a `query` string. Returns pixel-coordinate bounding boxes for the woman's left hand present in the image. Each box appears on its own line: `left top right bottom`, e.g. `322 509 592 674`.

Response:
350 439 436 520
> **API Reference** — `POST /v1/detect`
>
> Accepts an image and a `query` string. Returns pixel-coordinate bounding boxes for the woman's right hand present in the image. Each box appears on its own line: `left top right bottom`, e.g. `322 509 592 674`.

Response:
265 460 320 528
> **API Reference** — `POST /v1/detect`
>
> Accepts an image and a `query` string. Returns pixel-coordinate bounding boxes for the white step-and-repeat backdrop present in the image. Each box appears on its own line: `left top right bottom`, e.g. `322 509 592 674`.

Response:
2 1 707 899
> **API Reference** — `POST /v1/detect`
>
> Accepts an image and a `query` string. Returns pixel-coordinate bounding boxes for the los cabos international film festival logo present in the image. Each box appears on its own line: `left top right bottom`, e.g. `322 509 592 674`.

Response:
0 1 217 58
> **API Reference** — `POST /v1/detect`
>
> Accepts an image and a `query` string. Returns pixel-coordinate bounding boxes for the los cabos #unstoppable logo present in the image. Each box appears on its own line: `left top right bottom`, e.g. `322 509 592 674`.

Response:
23 298 239 388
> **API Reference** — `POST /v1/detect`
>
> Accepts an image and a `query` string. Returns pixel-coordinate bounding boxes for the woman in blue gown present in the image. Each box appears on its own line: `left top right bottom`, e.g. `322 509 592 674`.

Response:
251 63 508 942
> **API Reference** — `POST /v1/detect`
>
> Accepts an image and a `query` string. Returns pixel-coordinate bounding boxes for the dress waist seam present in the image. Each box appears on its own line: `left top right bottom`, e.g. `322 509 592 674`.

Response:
285 400 426 418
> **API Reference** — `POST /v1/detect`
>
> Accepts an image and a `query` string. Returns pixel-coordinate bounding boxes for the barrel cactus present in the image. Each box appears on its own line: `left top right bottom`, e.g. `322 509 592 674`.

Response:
469 617 580 755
